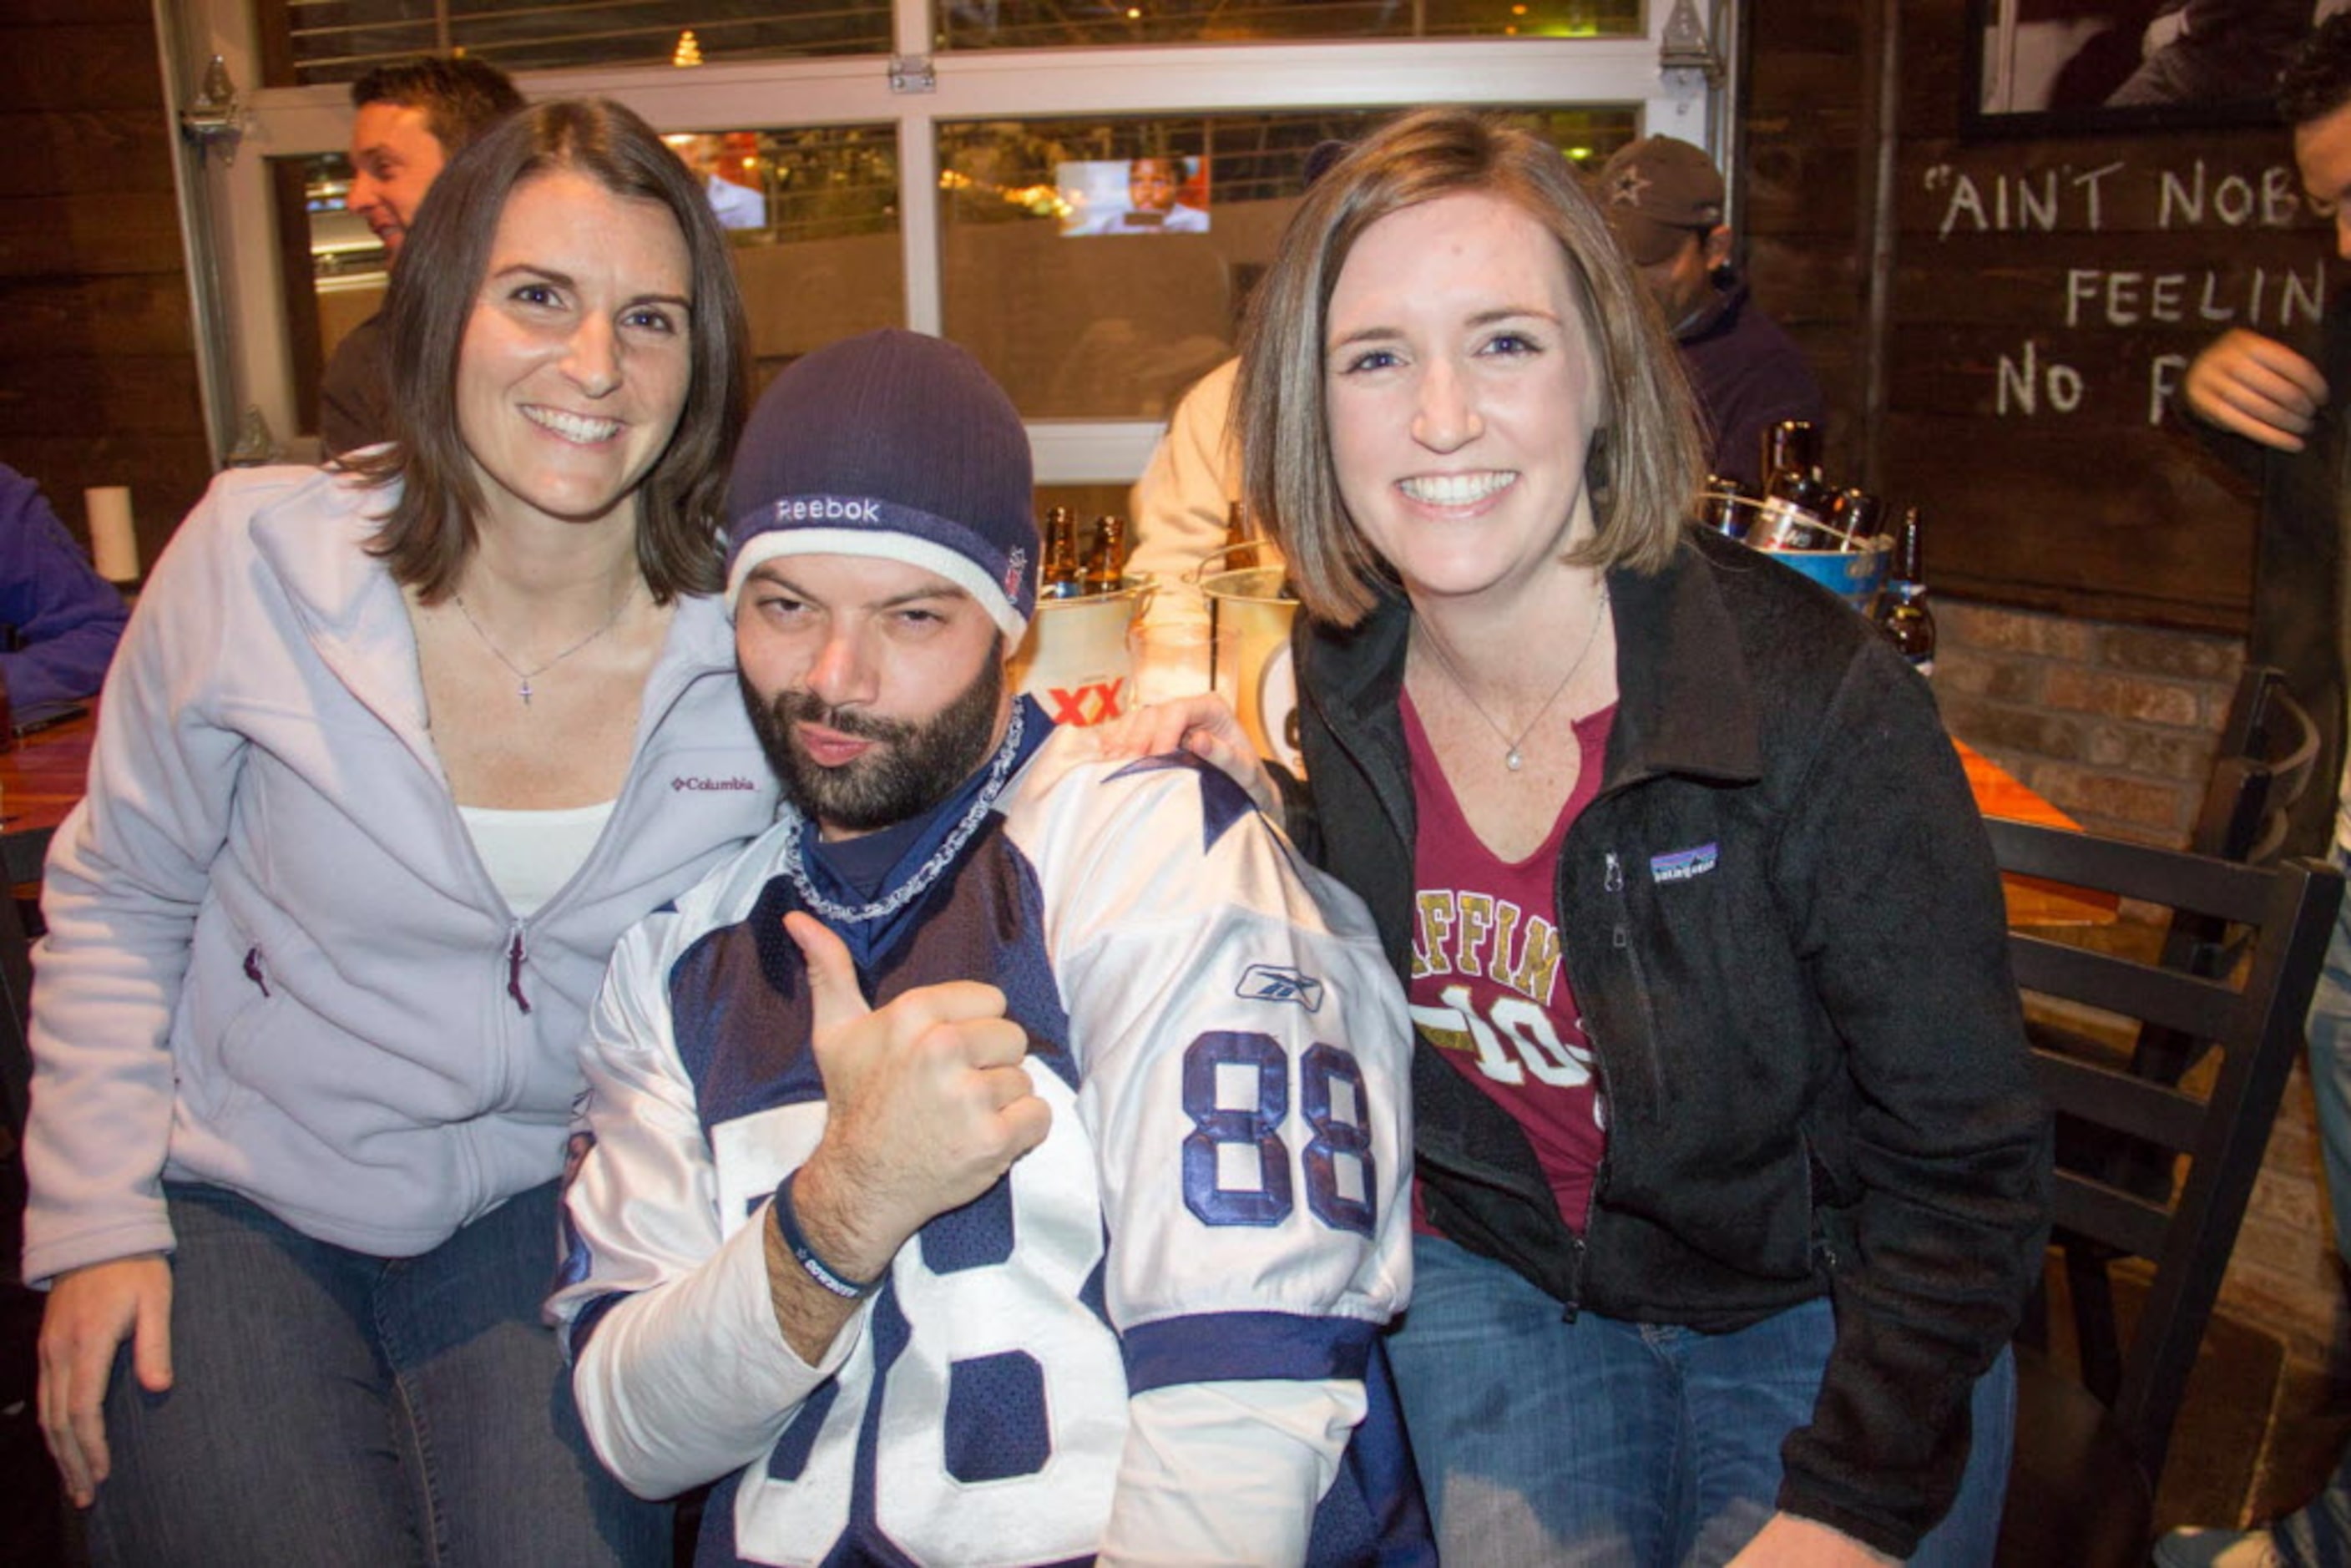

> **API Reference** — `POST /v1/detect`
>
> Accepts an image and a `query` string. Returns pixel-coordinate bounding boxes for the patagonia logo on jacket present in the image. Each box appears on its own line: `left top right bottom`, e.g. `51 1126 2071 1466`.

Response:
1650 843 1719 883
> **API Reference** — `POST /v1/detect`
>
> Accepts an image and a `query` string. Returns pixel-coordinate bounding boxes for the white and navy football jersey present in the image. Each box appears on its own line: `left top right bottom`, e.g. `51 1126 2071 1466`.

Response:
550 706 1425 1567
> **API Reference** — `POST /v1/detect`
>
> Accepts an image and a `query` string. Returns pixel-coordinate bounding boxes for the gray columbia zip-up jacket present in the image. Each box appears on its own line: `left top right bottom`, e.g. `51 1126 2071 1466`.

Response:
23 464 779 1284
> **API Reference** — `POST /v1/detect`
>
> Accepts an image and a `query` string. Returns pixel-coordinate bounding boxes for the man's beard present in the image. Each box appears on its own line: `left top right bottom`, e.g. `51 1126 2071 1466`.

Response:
744 653 1008 835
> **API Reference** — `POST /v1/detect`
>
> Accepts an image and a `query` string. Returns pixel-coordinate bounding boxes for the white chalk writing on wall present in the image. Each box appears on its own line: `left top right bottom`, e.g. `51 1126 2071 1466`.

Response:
1922 158 2325 422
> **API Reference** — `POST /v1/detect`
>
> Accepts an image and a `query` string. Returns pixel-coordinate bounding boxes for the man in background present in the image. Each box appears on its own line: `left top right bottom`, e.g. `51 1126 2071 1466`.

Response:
667 133 766 230
2161 14 2351 1566
1596 134 1824 488
319 56 524 456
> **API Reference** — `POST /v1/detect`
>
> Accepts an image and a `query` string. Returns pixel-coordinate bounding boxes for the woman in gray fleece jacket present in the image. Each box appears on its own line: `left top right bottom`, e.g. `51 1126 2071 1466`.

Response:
23 99 776 1565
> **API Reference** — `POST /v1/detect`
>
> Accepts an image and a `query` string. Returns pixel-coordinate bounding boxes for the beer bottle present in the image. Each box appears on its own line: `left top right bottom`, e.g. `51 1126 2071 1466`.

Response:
1833 488 1889 551
1225 499 1252 550
1042 506 1081 599
1083 515 1128 595
1748 420 1837 549
1698 475 1757 539
1876 506 1936 676
1757 419 1818 486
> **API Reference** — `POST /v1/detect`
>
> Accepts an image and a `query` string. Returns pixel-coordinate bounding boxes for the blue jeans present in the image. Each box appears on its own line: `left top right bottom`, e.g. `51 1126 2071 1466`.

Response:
83 1179 669 1567
2269 867 2351 1566
1386 1233 2014 1567
2274 1441 2351 1568
2303 851 2351 1267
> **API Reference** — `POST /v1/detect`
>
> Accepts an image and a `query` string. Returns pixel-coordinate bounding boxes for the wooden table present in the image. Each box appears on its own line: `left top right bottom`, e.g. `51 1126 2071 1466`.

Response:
1956 737 2121 926
0 710 94 883
0 709 91 1136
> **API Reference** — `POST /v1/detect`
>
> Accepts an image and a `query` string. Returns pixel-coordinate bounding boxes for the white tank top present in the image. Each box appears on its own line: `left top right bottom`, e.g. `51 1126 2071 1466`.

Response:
458 799 617 918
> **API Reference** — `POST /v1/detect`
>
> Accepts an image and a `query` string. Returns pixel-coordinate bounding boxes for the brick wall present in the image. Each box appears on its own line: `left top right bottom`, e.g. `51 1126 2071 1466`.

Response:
1935 599 2347 1363
1934 600 2245 847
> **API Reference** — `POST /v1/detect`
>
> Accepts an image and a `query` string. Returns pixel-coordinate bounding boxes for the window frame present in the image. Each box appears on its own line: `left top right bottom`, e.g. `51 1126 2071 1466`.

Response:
170 0 1730 481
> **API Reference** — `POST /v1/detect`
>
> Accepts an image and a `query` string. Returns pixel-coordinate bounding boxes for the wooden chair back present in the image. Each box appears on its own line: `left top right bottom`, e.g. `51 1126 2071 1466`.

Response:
1990 818 2340 1565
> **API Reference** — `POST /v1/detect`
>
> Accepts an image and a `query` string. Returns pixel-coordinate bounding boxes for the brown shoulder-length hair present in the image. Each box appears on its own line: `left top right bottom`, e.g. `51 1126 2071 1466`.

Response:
1235 108 1705 627
351 97 748 603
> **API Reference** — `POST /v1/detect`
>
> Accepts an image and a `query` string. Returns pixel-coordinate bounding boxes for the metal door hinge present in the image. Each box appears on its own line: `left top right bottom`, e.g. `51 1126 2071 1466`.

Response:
1660 0 1724 85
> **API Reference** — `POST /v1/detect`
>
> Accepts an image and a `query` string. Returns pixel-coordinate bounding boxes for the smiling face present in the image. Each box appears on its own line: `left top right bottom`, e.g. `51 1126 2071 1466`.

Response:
736 552 1012 837
454 169 695 540
348 101 449 257
1323 190 1604 615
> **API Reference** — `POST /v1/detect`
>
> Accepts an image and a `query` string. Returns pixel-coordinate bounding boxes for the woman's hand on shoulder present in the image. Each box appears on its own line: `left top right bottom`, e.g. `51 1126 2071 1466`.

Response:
1727 1512 1900 1567
38 1253 174 1508
1090 695 1283 824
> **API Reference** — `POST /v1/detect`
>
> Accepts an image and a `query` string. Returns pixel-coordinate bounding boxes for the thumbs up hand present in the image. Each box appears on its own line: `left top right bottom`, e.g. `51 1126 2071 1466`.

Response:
784 912 1052 1275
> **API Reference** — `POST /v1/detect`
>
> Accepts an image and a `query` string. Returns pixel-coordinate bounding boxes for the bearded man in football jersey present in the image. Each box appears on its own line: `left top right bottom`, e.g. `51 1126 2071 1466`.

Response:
548 329 1428 1567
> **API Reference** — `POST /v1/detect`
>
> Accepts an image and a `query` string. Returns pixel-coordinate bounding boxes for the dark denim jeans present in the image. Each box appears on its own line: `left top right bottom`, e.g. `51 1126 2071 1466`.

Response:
2303 848 2351 1266
82 1178 669 1567
2273 1443 2351 1567
2270 866 2351 1566
1386 1232 2013 1567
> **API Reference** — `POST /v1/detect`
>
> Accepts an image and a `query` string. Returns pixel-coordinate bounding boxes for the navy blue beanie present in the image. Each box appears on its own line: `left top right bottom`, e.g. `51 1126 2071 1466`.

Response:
725 329 1039 638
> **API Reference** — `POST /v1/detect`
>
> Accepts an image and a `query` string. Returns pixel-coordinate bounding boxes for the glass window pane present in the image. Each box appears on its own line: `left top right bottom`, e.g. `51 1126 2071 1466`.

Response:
276 125 903 438
937 0 1643 50
265 1 891 86
938 108 1638 421
273 152 387 437
672 127 908 393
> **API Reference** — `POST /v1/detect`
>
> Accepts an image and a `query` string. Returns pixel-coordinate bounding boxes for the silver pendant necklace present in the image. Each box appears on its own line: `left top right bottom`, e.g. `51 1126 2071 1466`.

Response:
1415 584 1609 772
450 581 635 706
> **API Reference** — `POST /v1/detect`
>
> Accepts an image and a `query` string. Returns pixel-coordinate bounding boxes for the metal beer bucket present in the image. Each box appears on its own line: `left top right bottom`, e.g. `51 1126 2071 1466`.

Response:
1196 543 1302 774
1701 489 1894 619
1763 535 1894 618
1009 579 1149 727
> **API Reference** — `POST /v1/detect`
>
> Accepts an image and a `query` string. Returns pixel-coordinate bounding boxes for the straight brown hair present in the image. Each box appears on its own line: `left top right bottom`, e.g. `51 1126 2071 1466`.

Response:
349 56 523 153
1236 107 1705 626
351 97 748 603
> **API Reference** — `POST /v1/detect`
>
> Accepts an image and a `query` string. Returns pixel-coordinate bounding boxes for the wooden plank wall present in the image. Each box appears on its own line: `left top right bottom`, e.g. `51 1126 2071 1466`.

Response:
1748 0 2351 1400
0 0 210 567
1747 0 2311 635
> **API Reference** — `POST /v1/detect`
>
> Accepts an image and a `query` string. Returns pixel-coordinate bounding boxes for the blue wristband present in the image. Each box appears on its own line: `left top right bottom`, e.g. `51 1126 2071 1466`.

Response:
773 1171 883 1301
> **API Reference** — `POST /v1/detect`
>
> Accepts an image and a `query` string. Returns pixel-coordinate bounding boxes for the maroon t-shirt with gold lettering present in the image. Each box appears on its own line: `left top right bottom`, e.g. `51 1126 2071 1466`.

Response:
1403 693 1615 1234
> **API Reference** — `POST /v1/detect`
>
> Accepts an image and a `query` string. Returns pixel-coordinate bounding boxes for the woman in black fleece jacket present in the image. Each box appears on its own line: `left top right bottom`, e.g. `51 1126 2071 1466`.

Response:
1117 107 2050 1566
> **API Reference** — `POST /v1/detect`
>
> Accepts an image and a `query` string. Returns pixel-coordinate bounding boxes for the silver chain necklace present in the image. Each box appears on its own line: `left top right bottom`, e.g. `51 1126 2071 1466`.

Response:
779 701 1028 924
1414 584 1609 772
450 582 634 706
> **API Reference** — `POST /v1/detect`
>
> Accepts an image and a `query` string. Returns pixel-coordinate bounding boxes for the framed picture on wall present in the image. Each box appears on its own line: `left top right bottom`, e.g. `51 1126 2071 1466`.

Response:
1964 0 2346 137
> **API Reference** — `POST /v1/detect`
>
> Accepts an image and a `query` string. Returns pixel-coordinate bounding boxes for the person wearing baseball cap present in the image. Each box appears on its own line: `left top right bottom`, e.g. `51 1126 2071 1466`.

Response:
1597 134 1824 488
550 330 1432 1566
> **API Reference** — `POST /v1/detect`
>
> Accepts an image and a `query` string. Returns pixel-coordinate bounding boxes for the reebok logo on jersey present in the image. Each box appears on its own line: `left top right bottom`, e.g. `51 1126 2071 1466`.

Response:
1238 964 1323 1012
1650 843 1718 883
